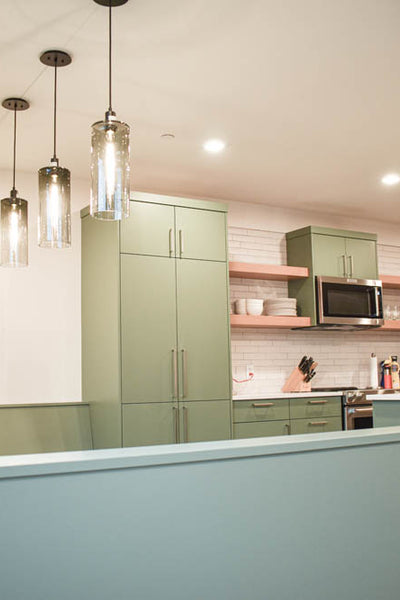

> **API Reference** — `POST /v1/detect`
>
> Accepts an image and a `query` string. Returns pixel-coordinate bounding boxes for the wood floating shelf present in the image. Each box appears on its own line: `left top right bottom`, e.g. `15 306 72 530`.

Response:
229 262 309 281
380 275 400 289
230 315 311 329
380 321 400 331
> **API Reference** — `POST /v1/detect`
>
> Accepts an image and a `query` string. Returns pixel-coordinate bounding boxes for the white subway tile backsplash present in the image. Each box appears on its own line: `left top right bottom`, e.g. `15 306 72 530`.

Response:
229 226 400 396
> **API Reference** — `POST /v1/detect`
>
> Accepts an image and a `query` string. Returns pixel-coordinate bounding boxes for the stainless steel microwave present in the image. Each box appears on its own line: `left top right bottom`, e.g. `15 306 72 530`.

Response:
316 276 383 328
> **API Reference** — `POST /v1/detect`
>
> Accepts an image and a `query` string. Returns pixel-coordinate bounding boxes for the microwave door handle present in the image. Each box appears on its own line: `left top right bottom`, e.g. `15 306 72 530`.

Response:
374 287 381 318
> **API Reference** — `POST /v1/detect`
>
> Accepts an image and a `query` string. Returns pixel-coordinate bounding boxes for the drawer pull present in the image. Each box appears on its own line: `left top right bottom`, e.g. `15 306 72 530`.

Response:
309 420 328 426
252 402 275 408
307 400 327 405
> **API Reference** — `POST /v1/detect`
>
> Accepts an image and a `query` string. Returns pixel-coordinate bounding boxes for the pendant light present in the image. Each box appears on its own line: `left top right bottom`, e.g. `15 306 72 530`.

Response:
91 0 130 221
38 50 72 248
1 98 30 268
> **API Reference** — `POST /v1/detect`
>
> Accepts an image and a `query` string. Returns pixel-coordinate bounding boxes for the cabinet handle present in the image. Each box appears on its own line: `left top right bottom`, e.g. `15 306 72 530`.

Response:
181 349 187 398
173 406 179 443
171 349 178 399
285 423 291 435
307 400 327 405
341 255 347 277
309 420 328 426
183 405 188 443
252 402 274 407
178 229 183 257
168 228 174 256
347 255 354 277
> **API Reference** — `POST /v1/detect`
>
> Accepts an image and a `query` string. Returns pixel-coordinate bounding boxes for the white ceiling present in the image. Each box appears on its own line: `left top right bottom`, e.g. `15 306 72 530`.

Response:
1 0 400 220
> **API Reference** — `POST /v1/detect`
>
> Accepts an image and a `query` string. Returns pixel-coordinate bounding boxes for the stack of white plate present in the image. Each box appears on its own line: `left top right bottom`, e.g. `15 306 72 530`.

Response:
264 298 297 316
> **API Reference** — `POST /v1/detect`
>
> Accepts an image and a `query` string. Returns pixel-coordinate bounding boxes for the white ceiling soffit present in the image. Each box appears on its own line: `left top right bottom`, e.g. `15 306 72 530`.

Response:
1 0 400 220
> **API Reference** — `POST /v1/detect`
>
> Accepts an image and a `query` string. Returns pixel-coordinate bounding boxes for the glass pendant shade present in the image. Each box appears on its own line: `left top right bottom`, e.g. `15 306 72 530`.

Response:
38 164 71 248
90 118 130 220
1 194 28 267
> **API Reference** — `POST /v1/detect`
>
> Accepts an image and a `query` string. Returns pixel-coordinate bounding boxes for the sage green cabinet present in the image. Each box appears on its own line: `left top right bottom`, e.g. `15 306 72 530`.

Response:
81 192 231 449
121 254 177 403
233 420 290 439
345 237 378 280
122 403 177 447
179 400 231 442
177 260 230 401
312 233 378 279
286 226 378 325
289 396 341 419
290 416 342 435
175 207 227 261
120 201 175 257
233 395 342 440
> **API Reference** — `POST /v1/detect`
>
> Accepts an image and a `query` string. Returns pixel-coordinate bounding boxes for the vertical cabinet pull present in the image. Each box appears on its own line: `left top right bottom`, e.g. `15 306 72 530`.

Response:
171 349 178 399
178 229 183 257
183 406 188 443
341 255 347 277
172 406 179 443
285 423 291 435
181 349 188 398
168 228 174 257
348 255 354 277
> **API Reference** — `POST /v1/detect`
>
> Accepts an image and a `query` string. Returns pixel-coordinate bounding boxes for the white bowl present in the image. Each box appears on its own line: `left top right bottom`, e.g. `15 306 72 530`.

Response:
246 299 264 315
235 299 247 315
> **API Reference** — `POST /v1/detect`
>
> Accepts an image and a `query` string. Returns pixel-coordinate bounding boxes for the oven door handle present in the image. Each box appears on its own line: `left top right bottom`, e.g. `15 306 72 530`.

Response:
353 407 373 413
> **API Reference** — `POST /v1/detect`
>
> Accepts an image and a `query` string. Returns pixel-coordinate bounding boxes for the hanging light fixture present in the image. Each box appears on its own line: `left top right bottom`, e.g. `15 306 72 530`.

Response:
1 98 30 268
91 0 130 221
38 50 72 248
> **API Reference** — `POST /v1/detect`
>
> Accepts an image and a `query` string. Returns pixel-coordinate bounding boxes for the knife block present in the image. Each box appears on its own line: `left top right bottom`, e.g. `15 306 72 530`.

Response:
281 367 312 393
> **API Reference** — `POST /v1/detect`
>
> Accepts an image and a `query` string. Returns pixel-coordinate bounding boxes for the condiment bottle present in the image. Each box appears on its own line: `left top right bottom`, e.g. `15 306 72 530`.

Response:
391 355 400 389
384 359 393 389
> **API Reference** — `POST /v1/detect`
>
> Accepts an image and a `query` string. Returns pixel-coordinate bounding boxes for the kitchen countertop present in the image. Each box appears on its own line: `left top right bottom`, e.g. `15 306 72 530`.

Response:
0 402 88 408
233 391 343 401
367 393 400 401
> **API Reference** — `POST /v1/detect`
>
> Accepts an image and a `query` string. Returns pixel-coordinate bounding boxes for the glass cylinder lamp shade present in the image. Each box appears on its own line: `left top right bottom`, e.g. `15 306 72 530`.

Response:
38 165 71 248
1 195 28 267
90 119 130 220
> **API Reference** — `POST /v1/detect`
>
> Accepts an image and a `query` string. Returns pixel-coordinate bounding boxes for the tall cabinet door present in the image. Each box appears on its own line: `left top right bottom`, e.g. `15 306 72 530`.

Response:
176 259 231 401
120 201 175 257
175 207 227 261
121 254 178 403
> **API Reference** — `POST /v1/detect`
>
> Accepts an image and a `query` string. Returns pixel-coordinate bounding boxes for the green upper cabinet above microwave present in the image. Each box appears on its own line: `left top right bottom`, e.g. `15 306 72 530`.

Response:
286 226 378 280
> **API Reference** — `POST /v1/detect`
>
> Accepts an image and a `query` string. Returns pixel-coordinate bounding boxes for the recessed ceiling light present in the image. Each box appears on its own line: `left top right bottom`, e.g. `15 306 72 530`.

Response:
382 173 400 186
203 139 226 153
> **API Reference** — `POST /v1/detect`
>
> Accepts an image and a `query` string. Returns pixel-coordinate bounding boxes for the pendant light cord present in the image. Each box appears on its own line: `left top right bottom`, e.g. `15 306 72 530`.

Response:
53 63 58 162
12 107 17 191
108 2 112 113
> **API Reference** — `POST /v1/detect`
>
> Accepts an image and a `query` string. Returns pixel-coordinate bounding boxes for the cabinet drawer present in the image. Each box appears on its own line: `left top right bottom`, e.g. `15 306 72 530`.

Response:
290 416 343 435
233 420 290 439
233 399 289 423
290 396 341 419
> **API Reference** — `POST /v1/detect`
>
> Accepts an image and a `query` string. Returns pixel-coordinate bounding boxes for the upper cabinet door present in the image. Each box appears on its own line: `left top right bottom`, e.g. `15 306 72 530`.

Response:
121 254 178 403
175 207 227 261
345 238 378 280
176 259 231 401
120 201 175 257
312 234 347 277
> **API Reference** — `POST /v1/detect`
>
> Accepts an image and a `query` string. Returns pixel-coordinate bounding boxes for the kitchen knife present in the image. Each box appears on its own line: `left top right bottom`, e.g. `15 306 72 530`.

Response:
305 370 316 383
298 355 307 371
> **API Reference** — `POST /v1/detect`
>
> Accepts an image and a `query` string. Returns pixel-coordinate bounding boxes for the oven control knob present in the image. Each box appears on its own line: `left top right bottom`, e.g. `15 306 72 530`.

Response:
347 394 356 404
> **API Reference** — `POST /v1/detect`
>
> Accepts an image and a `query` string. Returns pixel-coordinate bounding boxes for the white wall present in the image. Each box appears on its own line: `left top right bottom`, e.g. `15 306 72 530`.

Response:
1 172 399 404
0 169 89 404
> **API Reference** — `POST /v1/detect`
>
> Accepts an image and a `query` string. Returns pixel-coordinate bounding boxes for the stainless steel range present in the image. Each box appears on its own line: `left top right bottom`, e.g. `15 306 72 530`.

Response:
312 387 374 430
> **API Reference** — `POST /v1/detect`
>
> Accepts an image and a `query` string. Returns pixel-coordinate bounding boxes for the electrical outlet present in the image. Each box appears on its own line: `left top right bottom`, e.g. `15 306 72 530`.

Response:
246 364 255 379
